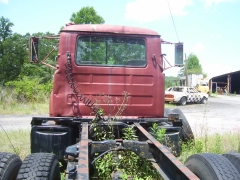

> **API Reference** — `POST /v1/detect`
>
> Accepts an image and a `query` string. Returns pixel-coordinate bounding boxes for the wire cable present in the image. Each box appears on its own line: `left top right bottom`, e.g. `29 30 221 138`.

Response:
166 0 180 42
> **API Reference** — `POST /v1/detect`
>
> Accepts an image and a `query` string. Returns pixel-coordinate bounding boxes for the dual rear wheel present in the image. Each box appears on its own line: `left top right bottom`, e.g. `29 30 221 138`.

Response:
16 153 60 180
0 152 22 180
0 152 60 180
185 153 240 180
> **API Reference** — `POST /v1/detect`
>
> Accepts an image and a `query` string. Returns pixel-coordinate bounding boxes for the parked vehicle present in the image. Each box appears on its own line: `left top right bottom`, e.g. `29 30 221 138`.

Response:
165 86 208 106
1 24 239 180
186 74 210 94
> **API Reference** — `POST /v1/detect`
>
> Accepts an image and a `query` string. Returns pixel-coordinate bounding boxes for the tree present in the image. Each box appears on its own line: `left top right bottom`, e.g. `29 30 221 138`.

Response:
70 6 105 24
1 33 28 82
185 53 202 75
165 76 181 89
0 17 16 83
0 16 14 42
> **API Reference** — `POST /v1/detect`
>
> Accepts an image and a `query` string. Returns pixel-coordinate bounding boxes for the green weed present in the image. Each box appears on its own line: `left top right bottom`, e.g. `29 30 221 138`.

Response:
180 132 239 163
150 123 166 143
93 150 162 180
122 126 138 140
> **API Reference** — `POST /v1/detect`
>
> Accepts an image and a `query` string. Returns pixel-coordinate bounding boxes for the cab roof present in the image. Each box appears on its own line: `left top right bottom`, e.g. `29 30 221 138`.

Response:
61 24 160 36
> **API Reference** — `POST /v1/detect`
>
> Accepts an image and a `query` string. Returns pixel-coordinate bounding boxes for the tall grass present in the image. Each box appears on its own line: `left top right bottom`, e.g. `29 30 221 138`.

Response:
180 132 240 162
0 128 30 160
0 85 49 115
0 102 49 115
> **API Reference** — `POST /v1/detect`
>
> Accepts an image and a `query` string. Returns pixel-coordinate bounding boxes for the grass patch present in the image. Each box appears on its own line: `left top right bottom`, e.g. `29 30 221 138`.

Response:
0 102 49 115
0 128 30 160
180 131 240 163
0 85 49 115
164 103 176 108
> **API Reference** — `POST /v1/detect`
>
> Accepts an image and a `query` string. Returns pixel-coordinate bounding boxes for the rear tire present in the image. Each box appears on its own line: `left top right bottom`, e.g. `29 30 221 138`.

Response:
223 152 240 173
179 97 187 106
185 153 240 180
16 153 60 180
164 108 172 117
0 152 22 180
172 108 194 141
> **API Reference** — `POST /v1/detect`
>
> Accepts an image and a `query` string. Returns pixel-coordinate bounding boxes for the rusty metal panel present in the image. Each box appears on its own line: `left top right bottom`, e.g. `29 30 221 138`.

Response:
77 122 89 179
62 24 160 36
134 123 199 180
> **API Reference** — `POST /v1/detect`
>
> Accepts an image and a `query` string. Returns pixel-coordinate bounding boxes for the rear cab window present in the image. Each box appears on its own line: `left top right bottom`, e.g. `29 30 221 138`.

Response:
76 36 146 67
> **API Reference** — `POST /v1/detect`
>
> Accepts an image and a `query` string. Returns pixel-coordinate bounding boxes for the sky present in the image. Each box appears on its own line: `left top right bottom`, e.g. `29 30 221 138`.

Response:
1 0 240 78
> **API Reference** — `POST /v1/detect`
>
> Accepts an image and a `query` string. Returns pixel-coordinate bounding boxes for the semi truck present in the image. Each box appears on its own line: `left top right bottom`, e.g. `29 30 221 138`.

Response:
0 24 239 180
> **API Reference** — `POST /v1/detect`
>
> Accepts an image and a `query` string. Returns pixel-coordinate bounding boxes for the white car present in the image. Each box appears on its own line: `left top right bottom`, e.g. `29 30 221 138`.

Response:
165 86 208 106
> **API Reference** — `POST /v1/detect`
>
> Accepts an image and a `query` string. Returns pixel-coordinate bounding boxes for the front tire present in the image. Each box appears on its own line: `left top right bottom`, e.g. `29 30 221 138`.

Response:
0 152 22 180
16 153 60 180
185 153 240 180
179 97 187 106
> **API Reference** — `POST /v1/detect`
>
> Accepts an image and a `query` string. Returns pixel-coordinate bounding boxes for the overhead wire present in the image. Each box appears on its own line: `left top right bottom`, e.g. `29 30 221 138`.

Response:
166 0 180 42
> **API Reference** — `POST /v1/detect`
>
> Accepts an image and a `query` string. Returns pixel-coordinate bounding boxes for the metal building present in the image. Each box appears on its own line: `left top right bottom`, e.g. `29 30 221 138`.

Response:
209 70 240 95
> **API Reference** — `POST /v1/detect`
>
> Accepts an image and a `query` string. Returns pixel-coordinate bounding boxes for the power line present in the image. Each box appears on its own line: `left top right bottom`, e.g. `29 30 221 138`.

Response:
166 0 180 42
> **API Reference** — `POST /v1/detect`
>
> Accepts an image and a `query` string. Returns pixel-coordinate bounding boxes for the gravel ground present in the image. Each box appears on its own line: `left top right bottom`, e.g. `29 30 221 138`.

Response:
0 115 46 131
176 95 240 136
0 95 240 137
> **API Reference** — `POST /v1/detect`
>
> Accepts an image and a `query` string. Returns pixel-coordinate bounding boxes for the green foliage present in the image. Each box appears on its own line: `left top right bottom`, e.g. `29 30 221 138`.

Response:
94 152 116 179
0 16 14 41
91 108 115 141
165 76 180 89
5 77 52 102
70 6 105 24
185 53 203 74
150 123 166 143
123 126 138 140
91 92 130 141
94 150 162 179
181 132 240 163
0 33 28 83
0 16 28 83
209 133 223 154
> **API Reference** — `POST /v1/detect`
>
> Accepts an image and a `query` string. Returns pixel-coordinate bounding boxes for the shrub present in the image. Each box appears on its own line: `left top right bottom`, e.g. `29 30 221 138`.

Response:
4 77 52 103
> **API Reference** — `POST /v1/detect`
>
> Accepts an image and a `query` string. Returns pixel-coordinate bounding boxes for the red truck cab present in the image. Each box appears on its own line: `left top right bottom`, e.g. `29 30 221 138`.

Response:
50 24 165 118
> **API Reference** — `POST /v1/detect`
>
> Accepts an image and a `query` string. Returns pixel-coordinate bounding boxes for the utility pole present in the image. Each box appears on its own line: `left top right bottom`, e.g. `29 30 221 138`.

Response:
185 53 188 86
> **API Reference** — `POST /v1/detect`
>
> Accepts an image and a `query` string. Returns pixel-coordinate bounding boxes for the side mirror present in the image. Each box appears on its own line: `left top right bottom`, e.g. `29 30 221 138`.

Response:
175 43 183 66
29 37 39 62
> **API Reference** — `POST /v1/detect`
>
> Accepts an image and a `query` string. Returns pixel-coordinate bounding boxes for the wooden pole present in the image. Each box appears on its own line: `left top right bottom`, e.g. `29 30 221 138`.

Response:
185 53 188 86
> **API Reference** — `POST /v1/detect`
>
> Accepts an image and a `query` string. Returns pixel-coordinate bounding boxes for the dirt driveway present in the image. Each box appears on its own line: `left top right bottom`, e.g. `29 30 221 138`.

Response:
0 95 240 137
175 95 240 137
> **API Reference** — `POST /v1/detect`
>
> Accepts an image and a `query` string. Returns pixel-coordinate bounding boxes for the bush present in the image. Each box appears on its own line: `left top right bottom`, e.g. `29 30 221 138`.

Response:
4 77 52 103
